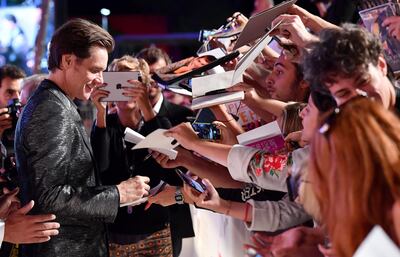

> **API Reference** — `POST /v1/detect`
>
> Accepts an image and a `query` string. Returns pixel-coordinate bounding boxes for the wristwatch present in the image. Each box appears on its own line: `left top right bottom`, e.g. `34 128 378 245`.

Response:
175 187 184 204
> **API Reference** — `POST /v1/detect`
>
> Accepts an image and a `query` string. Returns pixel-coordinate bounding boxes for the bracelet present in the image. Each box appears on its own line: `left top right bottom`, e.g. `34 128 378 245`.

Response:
244 203 250 222
225 200 232 216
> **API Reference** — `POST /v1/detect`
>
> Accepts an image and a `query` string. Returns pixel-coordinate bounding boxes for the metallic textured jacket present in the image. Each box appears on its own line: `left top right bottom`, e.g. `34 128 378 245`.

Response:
15 80 120 257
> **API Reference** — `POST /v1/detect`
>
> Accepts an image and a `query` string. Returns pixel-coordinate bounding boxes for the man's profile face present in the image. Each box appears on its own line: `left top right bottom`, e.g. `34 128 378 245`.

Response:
264 54 299 102
325 62 390 108
64 46 108 100
0 77 22 107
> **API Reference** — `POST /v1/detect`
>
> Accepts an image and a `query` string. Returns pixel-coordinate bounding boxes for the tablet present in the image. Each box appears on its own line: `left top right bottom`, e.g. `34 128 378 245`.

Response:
233 0 297 50
101 71 140 102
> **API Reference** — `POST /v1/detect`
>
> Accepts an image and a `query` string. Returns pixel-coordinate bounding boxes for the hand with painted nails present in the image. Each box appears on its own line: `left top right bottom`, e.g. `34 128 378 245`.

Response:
90 84 110 128
123 80 155 121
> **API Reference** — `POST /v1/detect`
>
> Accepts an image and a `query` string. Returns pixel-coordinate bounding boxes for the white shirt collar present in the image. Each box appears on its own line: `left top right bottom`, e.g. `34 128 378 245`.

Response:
153 94 163 114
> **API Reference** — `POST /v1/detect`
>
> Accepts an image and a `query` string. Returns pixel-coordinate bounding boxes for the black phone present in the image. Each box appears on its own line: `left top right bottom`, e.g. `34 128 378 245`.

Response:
175 169 206 193
192 123 221 141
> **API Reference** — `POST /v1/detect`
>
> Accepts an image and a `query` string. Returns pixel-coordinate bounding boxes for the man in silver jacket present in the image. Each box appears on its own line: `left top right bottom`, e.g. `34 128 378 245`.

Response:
15 18 150 257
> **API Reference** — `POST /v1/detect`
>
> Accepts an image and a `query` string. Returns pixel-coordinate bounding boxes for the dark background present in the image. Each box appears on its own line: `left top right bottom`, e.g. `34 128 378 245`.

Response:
56 0 254 60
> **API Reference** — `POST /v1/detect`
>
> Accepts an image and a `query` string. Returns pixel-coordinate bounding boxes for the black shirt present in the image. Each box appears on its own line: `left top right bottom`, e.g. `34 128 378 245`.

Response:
91 113 182 240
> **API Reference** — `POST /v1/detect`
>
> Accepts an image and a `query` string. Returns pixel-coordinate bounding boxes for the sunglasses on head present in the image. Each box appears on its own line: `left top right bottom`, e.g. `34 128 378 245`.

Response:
318 90 369 136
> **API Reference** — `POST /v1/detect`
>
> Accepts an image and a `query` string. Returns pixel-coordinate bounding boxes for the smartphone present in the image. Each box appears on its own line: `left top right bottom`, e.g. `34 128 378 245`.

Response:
192 123 221 141
175 169 206 193
101 71 140 102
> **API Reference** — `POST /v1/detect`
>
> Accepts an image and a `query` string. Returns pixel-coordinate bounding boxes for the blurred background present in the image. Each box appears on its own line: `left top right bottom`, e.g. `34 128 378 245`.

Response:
0 0 257 75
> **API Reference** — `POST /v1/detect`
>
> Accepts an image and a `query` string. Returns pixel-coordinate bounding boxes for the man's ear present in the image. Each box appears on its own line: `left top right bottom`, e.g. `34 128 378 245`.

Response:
60 54 73 69
377 55 387 76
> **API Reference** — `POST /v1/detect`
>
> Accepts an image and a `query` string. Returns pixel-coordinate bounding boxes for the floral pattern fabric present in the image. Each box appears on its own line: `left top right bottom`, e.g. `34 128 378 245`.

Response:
249 151 289 178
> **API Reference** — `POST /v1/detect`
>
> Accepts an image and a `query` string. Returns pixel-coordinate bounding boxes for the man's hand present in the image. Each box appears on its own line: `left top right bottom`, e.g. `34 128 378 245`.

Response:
117 176 150 204
0 108 12 137
164 123 200 151
4 200 60 244
0 187 20 219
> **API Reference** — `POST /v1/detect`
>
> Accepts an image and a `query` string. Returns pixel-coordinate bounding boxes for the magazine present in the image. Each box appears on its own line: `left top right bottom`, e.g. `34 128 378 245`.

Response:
236 121 285 154
359 3 400 73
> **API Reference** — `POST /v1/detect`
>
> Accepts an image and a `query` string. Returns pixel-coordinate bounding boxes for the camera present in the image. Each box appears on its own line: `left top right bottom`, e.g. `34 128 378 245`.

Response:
0 142 18 190
3 98 22 141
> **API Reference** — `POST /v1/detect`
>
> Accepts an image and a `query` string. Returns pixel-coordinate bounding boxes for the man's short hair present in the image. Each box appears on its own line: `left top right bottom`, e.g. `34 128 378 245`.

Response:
302 24 382 89
48 18 114 71
135 46 171 66
0 64 26 85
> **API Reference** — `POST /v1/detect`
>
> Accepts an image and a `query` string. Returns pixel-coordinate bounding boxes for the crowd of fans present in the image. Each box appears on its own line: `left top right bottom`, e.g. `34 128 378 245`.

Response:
0 0 399 257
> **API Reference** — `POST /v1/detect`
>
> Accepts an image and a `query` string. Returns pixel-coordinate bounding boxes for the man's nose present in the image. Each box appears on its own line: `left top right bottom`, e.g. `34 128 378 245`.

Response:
93 72 104 85
13 91 20 100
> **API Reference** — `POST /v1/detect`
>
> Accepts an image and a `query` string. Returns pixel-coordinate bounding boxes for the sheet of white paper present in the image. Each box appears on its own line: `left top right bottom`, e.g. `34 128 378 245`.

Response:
191 71 235 98
124 127 145 145
132 129 179 159
237 121 282 145
167 86 193 96
353 226 400 257
191 91 244 110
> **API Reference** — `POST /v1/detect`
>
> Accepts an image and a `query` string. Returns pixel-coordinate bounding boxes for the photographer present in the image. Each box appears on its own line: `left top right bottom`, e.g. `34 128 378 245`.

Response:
0 65 24 148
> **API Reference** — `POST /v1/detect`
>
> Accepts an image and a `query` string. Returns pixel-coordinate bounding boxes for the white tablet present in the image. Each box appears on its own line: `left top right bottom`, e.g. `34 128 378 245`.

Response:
101 71 140 102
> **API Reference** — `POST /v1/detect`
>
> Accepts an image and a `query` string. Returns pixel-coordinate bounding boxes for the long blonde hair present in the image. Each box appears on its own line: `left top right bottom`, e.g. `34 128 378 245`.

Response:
309 97 400 257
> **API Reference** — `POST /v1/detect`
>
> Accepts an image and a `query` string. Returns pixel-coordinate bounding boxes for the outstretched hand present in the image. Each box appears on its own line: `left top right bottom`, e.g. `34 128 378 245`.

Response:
4 200 60 244
164 123 200 151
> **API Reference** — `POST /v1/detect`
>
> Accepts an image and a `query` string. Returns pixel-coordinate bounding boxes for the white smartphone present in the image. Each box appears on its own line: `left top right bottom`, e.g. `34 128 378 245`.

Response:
101 71 140 102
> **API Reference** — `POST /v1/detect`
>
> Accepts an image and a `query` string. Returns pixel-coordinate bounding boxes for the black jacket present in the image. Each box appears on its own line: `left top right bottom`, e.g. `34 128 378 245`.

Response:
91 113 182 238
91 98 195 242
15 80 120 257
